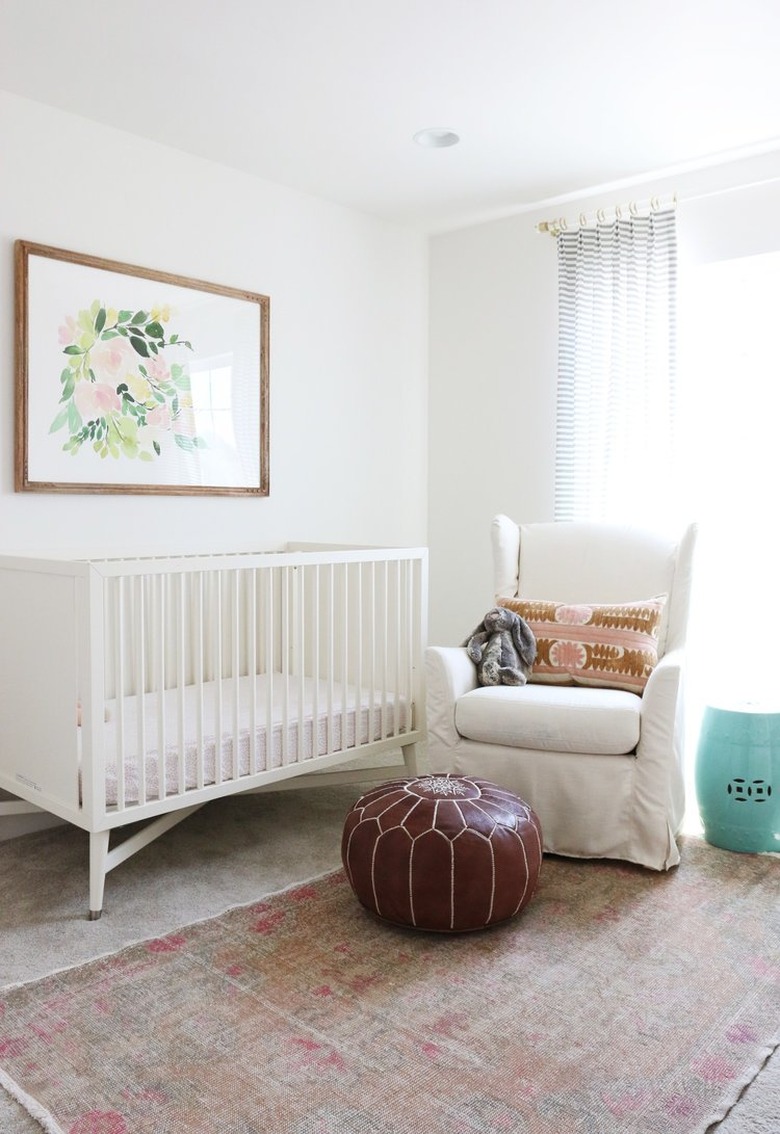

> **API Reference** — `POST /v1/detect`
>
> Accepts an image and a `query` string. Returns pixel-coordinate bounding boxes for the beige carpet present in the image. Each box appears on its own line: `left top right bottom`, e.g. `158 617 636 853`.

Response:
1 786 779 1133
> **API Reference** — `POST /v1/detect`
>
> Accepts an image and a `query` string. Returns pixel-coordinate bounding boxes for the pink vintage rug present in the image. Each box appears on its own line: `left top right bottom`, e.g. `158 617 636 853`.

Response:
1 838 778 1134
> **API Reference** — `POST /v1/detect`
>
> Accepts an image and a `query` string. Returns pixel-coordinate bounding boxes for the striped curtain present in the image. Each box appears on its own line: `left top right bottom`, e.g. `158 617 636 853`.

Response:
554 209 678 523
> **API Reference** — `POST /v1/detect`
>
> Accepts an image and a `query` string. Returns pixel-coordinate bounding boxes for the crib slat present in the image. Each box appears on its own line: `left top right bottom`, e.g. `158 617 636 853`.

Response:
232 569 240 781
156 574 166 801
325 564 334 755
214 571 223 786
114 578 126 812
408 558 416 734
249 568 258 776
196 571 205 791
355 562 363 750
394 560 401 738
264 568 274 772
311 565 319 762
294 564 303 762
342 560 351 752
380 559 388 741
281 566 290 767
368 561 376 748
177 573 186 796
408 560 416 733
136 575 147 806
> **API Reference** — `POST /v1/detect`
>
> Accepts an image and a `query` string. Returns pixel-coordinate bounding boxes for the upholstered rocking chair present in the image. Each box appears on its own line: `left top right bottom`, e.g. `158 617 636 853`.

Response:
426 516 697 870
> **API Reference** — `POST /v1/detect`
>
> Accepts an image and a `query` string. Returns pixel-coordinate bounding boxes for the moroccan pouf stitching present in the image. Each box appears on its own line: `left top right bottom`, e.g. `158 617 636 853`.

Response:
341 774 543 932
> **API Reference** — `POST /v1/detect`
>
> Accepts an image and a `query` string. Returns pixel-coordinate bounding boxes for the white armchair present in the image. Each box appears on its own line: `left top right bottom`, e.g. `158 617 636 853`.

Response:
426 516 697 870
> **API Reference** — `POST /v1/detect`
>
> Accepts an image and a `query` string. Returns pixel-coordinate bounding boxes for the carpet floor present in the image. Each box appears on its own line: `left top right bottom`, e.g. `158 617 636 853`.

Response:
1 785 779 1133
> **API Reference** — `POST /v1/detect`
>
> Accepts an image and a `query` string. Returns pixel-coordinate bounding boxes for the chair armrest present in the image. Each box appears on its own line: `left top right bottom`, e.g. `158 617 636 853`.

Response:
639 648 684 753
636 648 687 833
425 646 478 756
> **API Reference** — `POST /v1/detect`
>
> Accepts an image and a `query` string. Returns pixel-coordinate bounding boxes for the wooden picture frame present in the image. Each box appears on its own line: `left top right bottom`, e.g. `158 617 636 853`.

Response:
15 241 270 496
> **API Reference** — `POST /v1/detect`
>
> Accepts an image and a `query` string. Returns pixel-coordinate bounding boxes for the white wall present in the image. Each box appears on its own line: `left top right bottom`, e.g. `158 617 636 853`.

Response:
428 148 780 646
0 91 428 837
0 91 428 557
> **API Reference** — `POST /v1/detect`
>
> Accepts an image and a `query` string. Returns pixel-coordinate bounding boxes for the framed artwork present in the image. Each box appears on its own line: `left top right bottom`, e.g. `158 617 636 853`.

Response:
14 241 270 495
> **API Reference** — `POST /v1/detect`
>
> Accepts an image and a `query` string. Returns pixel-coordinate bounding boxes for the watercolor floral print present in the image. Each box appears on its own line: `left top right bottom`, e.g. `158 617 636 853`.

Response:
50 300 206 462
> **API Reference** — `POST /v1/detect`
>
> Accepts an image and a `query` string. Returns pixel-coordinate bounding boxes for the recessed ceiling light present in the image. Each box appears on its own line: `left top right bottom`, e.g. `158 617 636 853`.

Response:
413 127 460 149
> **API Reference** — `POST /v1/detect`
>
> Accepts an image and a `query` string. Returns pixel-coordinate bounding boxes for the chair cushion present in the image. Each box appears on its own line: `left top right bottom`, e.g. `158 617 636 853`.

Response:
455 684 641 755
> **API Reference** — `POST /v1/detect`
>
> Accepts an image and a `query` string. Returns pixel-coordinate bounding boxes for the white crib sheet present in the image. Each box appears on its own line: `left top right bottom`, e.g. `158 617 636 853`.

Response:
93 673 409 808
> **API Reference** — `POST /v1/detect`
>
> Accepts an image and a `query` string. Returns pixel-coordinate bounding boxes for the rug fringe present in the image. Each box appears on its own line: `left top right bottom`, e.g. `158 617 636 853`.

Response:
701 1030 780 1133
0 1065 65 1134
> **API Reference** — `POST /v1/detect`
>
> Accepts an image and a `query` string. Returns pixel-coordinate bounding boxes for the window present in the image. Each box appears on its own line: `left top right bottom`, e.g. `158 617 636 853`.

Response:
679 249 780 707
554 209 678 527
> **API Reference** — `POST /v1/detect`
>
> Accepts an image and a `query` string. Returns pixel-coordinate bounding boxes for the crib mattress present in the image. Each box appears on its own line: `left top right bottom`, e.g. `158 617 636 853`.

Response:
90 674 410 808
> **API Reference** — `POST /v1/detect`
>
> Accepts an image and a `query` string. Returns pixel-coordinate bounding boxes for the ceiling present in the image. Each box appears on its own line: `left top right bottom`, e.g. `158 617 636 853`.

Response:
2 0 779 232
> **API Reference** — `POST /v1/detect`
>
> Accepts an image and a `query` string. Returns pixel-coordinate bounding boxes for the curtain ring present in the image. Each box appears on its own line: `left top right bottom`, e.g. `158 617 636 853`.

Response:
597 208 606 223
629 201 638 217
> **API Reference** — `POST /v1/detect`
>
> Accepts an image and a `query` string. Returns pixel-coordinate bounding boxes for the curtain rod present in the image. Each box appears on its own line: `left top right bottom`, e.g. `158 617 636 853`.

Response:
536 193 677 237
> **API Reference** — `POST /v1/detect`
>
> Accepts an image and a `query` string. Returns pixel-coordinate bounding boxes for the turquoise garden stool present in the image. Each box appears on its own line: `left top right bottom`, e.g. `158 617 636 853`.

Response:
695 703 780 853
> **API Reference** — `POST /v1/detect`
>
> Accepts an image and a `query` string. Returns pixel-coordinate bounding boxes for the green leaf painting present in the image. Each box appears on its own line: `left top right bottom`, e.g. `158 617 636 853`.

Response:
51 301 206 462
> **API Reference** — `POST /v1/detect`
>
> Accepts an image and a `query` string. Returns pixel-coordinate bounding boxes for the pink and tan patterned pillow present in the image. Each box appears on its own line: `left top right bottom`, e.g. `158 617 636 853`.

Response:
498 596 667 694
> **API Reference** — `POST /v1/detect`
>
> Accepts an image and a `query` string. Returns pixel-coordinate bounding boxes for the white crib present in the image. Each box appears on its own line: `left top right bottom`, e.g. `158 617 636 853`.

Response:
0 544 427 918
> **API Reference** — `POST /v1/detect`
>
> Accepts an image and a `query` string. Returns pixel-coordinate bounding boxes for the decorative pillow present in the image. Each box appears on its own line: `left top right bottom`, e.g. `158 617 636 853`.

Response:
498 596 667 694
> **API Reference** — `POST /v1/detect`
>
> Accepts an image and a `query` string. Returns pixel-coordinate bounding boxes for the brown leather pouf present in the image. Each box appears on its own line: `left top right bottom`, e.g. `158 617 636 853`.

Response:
341 774 543 932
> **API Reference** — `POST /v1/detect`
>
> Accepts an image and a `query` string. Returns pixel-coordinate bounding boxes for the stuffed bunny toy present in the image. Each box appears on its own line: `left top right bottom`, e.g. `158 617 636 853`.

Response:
463 606 537 687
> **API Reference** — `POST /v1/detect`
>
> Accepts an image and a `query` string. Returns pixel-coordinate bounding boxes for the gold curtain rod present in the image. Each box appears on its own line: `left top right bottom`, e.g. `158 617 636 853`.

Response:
536 193 677 236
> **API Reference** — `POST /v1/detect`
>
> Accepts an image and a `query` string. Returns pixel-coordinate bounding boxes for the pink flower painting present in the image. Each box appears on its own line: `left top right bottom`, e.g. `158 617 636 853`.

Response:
50 300 206 463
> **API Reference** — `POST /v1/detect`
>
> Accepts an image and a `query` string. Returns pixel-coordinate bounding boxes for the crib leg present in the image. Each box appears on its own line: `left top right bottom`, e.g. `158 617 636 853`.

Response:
89 830 110 920
401 742 419 777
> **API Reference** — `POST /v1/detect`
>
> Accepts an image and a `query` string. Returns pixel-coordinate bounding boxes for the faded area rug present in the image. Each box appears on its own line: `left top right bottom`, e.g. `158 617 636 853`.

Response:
1 838 778 1134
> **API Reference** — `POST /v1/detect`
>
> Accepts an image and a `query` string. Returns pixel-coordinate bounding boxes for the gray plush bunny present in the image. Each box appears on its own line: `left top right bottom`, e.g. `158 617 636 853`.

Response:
463 606 536 687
